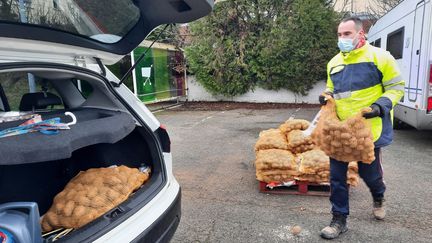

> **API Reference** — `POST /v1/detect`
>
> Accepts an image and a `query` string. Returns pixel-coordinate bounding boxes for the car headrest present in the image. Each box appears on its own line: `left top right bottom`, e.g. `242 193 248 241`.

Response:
19 92 62 111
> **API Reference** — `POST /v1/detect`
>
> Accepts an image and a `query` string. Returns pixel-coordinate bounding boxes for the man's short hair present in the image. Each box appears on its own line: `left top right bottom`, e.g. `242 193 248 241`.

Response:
340 17 363 31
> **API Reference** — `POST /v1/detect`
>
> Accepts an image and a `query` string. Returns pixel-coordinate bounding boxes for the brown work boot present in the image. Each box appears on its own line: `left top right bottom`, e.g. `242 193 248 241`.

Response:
320 214 348 239
373 198 386 220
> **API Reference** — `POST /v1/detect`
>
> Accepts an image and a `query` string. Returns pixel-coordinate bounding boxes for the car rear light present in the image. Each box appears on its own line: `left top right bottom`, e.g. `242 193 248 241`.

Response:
428 97 432 113
156 125 171 153
429 64 432 94
428 64 432 112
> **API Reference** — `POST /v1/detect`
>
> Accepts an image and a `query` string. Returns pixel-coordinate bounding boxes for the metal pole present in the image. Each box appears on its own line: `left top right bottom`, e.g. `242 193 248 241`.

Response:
19 0 36 93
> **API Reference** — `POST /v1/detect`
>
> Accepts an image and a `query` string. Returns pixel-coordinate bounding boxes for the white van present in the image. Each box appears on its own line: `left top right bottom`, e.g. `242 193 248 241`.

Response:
368 0 432 129
0 0 212 242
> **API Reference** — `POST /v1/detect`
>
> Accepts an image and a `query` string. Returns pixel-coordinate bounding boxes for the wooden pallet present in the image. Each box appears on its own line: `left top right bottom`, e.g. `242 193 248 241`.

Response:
258 180 330 196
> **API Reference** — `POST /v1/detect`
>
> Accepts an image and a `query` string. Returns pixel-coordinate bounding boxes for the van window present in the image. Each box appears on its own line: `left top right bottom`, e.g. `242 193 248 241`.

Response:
374 38 381 48
386 28 404 59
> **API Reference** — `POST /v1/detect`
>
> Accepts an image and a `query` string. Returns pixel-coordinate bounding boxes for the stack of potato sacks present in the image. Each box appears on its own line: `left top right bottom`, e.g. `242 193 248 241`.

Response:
254 119 360 186
255 128 300 182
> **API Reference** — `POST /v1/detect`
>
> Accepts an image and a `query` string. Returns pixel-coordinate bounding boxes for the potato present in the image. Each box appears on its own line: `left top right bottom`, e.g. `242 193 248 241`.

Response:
343 147 352 153
352 149 361 155
354 122 365 130
340 133 351 139
331 140 342 148
357 129 370 138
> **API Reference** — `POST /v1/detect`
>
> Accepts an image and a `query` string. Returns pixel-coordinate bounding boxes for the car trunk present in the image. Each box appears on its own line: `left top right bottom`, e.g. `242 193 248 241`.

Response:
0 67 167 241
0 124 160 212
0 112 166 241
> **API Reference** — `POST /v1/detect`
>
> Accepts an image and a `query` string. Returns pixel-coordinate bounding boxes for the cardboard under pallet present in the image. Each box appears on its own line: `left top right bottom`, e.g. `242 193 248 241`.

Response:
258 180 331 196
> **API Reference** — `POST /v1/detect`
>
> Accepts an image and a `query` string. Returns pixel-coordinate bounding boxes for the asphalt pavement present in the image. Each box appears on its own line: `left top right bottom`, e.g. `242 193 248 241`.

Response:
155 106 432 243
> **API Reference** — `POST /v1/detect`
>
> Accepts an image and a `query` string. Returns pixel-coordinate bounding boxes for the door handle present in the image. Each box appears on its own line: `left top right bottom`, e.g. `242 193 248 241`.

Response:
416 50 420 55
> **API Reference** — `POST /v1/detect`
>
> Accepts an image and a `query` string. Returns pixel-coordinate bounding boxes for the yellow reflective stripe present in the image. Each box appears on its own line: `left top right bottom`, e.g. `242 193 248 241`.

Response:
383 75 403 87
334 91 351 100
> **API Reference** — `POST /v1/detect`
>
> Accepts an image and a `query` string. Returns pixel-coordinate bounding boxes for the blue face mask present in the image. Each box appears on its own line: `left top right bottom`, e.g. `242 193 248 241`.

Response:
337 33 359 52
338 38 355 52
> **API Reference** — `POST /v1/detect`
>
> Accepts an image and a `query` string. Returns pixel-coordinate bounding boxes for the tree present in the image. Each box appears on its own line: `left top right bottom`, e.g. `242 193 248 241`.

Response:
0 0 18 21
146 24 183 47
186 0 338 97
367 0 403 18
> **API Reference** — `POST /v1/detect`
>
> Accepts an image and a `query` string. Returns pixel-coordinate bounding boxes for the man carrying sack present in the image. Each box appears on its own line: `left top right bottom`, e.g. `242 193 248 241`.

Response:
319 17 405 239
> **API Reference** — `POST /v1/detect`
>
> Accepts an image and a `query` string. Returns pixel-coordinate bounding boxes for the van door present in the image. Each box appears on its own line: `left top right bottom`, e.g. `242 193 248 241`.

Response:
408 0 426 102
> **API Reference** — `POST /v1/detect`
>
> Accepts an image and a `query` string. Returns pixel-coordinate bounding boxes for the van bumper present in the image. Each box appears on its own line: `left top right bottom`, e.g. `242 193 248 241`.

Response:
131 188 181 243
395 104 432 130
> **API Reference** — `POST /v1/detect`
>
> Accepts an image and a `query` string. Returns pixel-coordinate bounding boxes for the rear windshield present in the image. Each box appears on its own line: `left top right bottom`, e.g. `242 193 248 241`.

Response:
0 71 94 112
0 72 65 112
0 0 140 43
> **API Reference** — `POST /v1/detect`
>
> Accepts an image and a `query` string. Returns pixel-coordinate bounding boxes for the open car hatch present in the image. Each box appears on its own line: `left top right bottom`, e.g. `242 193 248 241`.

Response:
0 0 213 65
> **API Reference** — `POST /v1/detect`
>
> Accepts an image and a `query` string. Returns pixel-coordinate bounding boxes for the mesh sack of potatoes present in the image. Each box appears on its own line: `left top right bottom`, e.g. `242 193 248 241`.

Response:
255 129 288 151
255 149 297 171
348 161 358 173
256 169 301 183
41 165 150 232
279 119 310 135
298 149 330 174
295 172 329 183
255 149 299 183
347 162 360 187
287 130 315 154
311 96 375 163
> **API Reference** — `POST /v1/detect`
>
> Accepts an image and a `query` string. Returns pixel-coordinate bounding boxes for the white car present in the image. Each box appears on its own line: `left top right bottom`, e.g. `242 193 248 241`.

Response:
0 0 213 242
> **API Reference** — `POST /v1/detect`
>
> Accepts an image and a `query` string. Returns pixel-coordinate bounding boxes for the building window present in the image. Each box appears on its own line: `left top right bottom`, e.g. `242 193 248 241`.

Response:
387 27 404 59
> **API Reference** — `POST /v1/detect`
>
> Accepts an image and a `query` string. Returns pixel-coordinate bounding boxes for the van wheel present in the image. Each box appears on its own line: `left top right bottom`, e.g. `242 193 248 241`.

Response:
393 118 406 130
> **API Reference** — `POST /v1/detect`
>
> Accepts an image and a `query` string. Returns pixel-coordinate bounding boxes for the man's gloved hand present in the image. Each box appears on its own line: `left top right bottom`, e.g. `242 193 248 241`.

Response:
363 104 382 119
319 95 327 105
319 92 333 105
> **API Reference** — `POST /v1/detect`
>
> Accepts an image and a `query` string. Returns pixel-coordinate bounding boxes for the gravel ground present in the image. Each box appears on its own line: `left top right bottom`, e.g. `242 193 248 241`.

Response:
154 103 432 243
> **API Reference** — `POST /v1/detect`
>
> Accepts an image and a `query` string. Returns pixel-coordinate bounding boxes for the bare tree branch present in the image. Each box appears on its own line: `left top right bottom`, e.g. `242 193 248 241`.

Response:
366 0 403 18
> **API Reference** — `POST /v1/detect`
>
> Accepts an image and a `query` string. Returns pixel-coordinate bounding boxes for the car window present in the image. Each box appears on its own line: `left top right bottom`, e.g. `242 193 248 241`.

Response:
0 0 140 44
72 79 94 99
0 72 64 111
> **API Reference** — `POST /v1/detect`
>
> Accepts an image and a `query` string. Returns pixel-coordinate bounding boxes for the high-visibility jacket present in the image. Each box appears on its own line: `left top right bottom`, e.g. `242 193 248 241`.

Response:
326 42 405 148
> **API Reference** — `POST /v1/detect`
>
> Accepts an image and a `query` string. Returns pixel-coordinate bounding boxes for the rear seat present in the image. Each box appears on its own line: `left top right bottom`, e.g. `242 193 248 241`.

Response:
19 92 63 112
